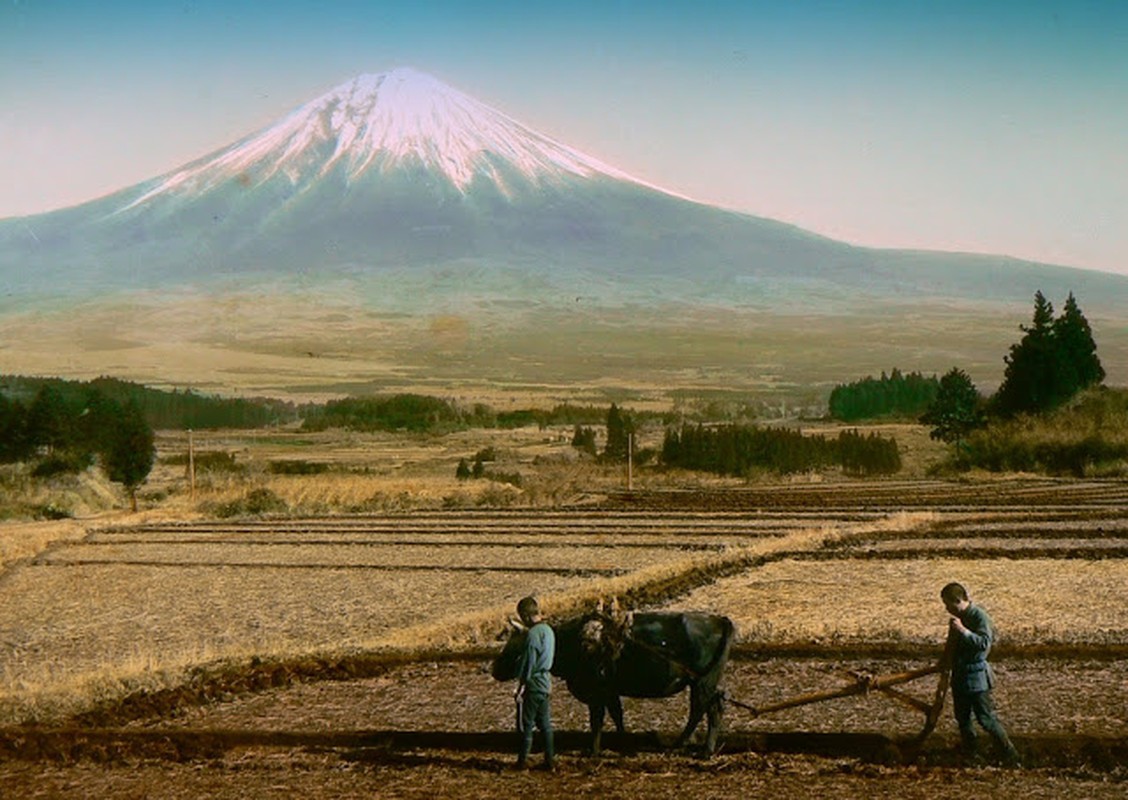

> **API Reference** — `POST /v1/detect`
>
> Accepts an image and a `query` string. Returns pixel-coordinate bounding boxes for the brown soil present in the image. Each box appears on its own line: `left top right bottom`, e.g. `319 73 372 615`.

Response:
3 651 1126 798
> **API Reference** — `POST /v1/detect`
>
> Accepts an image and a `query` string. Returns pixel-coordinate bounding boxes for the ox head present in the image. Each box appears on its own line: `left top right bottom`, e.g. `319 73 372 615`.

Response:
490 616 528 681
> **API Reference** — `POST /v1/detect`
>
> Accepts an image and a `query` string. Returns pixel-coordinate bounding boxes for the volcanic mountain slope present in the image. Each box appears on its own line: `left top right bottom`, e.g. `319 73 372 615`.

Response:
1 67 1126 313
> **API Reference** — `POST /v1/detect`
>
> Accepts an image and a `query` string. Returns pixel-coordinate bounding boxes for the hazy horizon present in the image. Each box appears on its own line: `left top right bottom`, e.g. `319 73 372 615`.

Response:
2 1 1126 275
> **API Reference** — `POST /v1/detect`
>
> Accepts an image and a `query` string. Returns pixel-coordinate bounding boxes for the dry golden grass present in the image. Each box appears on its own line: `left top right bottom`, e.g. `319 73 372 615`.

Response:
0 510 930 725
0 519 89 570
4 289 1127 405
673 557 1128 646
0 560 588 724
0 464 125 521
383 512 938 653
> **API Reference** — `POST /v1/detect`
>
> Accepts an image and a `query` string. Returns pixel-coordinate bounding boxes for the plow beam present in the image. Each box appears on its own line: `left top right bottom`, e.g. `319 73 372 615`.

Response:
727 656 950 742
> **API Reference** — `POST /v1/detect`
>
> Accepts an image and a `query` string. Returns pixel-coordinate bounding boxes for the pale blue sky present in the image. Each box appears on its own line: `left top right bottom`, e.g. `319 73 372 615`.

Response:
2 1 1126 274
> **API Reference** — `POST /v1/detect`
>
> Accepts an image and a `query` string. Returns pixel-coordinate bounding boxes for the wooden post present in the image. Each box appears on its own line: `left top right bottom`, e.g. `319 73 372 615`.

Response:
188 429 196 501
627 433 633 491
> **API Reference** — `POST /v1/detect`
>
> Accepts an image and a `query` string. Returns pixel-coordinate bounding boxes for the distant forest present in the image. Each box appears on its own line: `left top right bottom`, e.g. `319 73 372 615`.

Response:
0 375 297 430
661 423 901 477
828 369 940 422
300 396 647 433
0 377 646 434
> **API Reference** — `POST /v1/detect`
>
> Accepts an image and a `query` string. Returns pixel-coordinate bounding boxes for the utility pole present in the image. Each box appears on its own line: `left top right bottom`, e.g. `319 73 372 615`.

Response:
627 432 633 491
188 429 196 501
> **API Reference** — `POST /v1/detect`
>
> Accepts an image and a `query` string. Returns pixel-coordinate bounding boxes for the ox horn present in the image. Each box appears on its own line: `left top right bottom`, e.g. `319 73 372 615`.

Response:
508 617 527 631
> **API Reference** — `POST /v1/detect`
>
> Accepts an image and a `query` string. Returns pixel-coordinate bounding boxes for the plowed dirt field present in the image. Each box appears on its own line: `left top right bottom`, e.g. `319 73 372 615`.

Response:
2 480 1127 798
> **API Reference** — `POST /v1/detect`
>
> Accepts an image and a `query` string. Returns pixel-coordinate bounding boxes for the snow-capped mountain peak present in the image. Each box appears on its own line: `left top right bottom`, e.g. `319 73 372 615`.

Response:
122 67 667 211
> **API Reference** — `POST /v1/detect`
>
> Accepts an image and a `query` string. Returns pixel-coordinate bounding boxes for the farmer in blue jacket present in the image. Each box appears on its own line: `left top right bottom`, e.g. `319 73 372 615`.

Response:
513 595 556 770
941 582 1021 767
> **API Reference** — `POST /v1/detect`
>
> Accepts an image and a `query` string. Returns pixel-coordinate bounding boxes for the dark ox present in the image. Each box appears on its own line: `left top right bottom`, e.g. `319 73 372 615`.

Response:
493 611 734 755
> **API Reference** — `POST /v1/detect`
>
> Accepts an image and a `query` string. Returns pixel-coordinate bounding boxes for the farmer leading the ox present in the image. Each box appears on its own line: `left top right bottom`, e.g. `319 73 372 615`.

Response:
941 582 1021 767
513 595 556 770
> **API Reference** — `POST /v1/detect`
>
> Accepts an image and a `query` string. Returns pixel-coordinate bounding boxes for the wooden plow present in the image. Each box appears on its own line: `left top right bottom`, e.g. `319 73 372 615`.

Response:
726 645 953 744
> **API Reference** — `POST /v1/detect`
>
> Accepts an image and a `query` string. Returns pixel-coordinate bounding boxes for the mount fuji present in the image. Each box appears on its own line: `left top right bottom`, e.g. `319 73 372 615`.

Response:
2 67 1127 314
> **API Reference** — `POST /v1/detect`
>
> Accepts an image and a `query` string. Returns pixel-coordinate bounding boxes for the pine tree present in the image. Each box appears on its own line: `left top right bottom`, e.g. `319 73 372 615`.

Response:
602 404 634 463
1052 292 1105 396
994 291 1104 416
993 291 1069 416
101 399 155 512
25 385 72 454
920 368 984 454
0 394 30 462
571 424 597 455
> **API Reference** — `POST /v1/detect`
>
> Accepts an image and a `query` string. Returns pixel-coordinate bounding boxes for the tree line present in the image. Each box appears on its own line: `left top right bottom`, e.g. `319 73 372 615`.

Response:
302 395 662 434
1 375 296 430
661 423 900 477
828 369 939 422
0 383 154 509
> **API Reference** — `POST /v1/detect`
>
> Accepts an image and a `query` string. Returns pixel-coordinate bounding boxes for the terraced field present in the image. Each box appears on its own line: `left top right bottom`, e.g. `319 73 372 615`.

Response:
2 478 1127 798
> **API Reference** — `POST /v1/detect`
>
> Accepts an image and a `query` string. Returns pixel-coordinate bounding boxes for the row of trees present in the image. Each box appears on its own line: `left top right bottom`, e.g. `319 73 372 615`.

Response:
0 384 154 509
921 291 1105 453
661 423 900 477
828 369 939 422
301 395 658 434
2 375 295 430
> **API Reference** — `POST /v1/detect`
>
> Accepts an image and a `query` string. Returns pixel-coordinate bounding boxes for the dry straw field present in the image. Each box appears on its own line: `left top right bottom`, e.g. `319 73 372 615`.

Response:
2 428 1128 798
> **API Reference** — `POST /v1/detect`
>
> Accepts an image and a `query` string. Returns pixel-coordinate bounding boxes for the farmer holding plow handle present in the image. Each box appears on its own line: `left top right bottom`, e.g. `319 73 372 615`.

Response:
941 582 1022 767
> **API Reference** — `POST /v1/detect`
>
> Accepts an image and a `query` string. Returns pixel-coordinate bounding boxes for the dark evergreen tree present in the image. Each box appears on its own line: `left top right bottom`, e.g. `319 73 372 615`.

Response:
1052 292 1105 396
455 458 471 480
101 399 155 512
75 387 121 457
994 291 1104 416
571 424 597 455
0 394 30 462
920 368 984 454
25 385 73 454
602 404 634 463
993 291 1068 416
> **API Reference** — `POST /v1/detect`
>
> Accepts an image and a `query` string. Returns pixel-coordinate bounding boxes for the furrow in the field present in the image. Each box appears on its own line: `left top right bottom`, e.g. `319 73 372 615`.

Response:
38 541 707 571
940 506 1128 519
601 483 1128 510
108 512 870 532
786 546 1128 560
836 523 1128 544
30 560 626 576
852 537 1128 552
83 535 734 549
96 522 817 537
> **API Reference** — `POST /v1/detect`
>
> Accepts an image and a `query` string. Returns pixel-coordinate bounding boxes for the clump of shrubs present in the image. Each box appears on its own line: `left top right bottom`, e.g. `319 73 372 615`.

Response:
268 460 330 475
210 487 288 518
164 451 244 473
957 388 1128 477
455 448 523 487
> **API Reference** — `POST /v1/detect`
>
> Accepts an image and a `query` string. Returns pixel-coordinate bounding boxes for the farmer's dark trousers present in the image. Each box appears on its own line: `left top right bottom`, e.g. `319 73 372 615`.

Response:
953 688 1020 763
517 690 554 766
